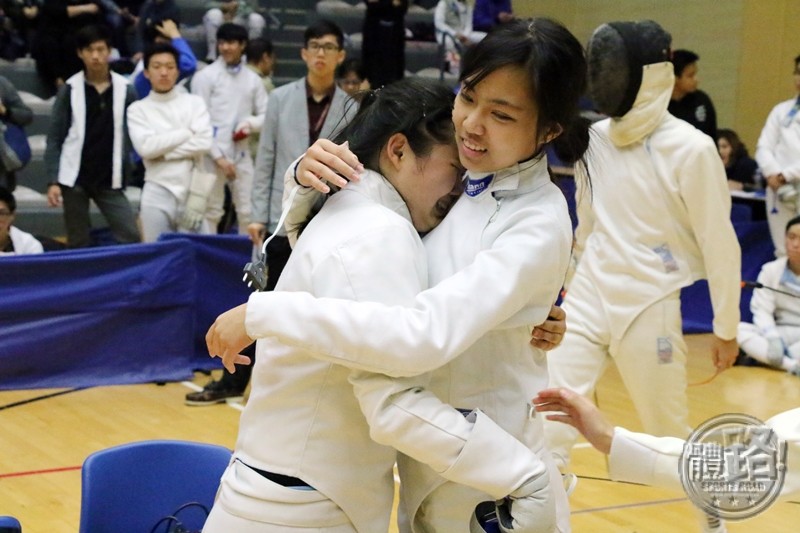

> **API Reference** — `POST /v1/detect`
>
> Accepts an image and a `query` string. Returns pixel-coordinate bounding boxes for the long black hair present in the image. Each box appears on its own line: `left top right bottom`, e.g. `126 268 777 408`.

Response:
459 18 591 169
333 78 456 173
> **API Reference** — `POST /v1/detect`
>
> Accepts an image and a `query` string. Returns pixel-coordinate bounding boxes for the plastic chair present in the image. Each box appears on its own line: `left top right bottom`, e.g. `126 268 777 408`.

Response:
0 516 21 533
79 440 231 533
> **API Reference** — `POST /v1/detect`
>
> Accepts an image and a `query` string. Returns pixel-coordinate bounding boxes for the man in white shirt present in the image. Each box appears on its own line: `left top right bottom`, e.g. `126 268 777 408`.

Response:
127 42 213 242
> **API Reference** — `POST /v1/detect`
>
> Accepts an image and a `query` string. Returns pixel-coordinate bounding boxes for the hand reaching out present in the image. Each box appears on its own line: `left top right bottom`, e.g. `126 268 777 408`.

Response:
533 388 614 454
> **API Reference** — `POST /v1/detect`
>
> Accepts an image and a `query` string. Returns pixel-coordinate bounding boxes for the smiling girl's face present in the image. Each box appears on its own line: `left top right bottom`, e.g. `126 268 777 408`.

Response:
453 65 541 173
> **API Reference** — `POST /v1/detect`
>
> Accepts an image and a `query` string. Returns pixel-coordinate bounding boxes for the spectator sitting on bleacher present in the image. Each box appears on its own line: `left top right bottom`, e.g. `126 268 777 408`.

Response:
45 24 140 248
0 74 33 192
472 0 513 33
434 0 485 54
32 0 107 91
738 215 800 375
0 185 43 254
203 1 264 63
717 128 760 192
131 18 196 97
127 42 212 242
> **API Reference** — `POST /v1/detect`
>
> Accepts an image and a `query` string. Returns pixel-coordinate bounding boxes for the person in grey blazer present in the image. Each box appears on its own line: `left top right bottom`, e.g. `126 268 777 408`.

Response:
186 19 358 406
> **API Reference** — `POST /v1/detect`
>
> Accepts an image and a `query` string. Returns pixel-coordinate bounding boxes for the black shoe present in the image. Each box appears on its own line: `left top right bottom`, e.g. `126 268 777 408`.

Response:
185 380 244 406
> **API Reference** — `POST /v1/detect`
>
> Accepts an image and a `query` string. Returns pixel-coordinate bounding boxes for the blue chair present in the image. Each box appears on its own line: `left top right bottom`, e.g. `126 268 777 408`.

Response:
0 516 21 533
79 440 231 533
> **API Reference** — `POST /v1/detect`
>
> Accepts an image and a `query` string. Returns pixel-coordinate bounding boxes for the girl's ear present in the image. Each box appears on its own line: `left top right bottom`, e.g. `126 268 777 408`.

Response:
385 132 408 171
540 123 564 145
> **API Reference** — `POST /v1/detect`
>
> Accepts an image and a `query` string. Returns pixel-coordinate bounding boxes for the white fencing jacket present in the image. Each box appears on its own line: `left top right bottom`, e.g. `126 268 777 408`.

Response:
127 87 212 202
573 62 740 341
57 71 128 188
609 407 800 500
251 155 573 523
748 257 800 334
190 58 267 162
756 96 800 183
2 226 43 255
238 171 418 533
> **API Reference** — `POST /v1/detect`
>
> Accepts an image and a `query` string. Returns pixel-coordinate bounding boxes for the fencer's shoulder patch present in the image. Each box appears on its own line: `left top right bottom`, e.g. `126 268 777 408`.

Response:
465 174 494 197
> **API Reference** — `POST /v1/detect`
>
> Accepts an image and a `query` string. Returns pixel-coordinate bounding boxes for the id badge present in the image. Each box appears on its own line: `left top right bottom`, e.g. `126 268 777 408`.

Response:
657 336 673 364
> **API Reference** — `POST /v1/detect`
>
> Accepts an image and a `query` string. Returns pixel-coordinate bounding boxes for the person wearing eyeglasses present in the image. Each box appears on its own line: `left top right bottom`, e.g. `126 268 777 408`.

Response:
0 185 43 255
186 19 357 407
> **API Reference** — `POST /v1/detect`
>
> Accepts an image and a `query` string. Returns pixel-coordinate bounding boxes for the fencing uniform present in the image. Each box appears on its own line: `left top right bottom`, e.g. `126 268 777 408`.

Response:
205 171 420 532
248 155 574 532
543 27 740 469
737 257 800 370
190 58 267 233
1 226 43 255
127 86 213 241
756 96 800 256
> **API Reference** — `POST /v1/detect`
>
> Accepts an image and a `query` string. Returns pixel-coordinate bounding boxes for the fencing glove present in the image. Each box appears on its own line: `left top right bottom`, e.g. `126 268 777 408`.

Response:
495 471 556 533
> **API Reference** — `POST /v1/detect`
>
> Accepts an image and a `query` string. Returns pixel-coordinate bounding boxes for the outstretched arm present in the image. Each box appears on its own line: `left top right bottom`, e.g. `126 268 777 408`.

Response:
536 388 800 499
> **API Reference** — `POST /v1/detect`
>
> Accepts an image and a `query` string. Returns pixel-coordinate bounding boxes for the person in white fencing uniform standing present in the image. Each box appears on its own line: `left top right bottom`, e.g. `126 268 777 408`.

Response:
755 54 800 257
737 215 800 374
191 22 267 234
541 20 741 519
127 43 213 242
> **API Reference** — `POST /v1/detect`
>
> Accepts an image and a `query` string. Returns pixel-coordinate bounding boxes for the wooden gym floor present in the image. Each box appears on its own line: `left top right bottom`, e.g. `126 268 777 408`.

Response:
1 333 799 532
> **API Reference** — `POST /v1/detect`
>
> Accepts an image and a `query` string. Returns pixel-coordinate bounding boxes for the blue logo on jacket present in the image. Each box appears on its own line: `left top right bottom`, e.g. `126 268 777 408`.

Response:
465 174 494 197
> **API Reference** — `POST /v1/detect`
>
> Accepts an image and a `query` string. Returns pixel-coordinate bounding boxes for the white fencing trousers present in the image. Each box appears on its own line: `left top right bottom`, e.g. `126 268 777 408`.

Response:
204 153 254 234
413 452 569 533
738 322 800 366
544 273 690 470
203 460 356 533
139 181 210 242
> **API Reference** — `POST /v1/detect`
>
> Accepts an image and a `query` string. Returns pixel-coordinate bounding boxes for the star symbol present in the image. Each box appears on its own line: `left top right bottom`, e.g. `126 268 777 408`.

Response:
711 495 720 507
746 495 756 506
728 495 738 507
